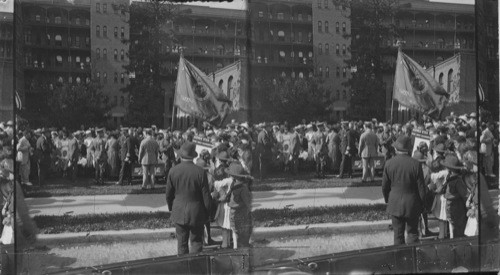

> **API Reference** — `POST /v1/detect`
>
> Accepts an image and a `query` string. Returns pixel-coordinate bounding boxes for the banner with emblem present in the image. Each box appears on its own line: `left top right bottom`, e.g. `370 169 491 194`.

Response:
174 56 232 125
393 50 449 118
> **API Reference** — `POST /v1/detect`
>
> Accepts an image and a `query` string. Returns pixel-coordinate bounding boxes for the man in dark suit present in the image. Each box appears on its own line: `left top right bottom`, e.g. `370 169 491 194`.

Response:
382 135 426 245
338 122 357 178
116 128 133 185
256 123 273 181
166 141 211 255
35 128 52 186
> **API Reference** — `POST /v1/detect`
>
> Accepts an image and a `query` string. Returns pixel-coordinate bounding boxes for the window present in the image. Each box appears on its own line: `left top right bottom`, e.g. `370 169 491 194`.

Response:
68 76 73 83
336 22 339 33
298 13 302 21
447 69 453 92
325 43 329 55
96 3 100 12
114 27 118 38
103 3 107 13
279 51 286 62
96 25 100 36
103 72 107 83
326 66 329 77
342 22 346 33
336 66 340 77
103 26 107 37
277 12 284 20
96 72 100 82
336 90 340 100
218 79 223 90
343 90 347 99
114 49 118 60
120 73 124 84
318 43 322 55
121 27 125 38
103 48 107 59
55 16 61 24
113 96 118 106
114 72 118 83
291 71 295 78
86 56 90 63
120 96 125 106
121 49 124 60
298 32 302 42
318 21 322 32
342 44 346 55
75 17 80 25
55 35 62 46
56 55 63 66
325 21 329 33
258 11 264 18
46 34 51 45
299 72 304 78
96 48 101 59
227 76 233 98
324 0 329 8
85 19 90 26
438 72 444 86
318 66 322 77
343 67 347 77
317 0 321 8
336 44 339 54
35 15 41 22
76 77 81 84
278 30 285 41
75 36 80 47
298 51 303 58
308 32 312 42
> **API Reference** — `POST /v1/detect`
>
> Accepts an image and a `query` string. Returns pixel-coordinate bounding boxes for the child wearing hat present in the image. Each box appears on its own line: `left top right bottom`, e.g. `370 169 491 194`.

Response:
225 162 252 248
441 155 468 239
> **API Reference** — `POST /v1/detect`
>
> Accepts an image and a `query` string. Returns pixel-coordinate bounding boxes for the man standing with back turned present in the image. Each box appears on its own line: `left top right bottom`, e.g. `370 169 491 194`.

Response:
166 141 211 255
382 135 426 245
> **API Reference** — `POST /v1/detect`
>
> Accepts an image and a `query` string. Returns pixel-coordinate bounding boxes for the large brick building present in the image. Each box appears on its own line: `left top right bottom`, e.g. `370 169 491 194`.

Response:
91 0 130 126
0 7 13 121
312 0 351 121
388 0 475 122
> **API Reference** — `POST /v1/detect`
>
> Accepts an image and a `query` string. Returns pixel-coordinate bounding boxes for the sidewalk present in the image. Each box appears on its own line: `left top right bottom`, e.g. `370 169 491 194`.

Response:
26 186 386 216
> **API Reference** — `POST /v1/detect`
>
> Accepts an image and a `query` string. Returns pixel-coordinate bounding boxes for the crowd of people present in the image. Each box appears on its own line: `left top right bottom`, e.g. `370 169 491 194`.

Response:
13 109 499 253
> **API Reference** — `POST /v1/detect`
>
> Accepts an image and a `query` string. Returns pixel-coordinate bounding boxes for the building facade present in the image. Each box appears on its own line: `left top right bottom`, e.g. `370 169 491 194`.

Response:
389 0 475 122
128 3 248 128
312 0 351 121
476 0 498 118
0 10 13 121
20 0 92 126
91 0 130 126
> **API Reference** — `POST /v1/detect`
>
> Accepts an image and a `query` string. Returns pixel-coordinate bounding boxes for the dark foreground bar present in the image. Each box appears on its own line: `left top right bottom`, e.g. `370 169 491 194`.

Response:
253 237 499 274
47 248 250 275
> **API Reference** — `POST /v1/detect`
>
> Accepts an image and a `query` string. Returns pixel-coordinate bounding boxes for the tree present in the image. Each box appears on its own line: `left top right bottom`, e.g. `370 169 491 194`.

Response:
252 77 331 124
343 0 399 120
122 0 190 126
45 80 110 129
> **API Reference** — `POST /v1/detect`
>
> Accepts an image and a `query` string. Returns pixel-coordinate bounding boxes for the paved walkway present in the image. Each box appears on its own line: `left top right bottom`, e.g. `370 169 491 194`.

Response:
26 186 386 216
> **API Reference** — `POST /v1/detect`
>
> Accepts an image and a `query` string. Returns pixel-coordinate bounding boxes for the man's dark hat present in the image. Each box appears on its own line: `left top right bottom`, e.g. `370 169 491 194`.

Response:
412 151 427 163
434 143 446 153
177 141 198 159
225 162 252 179
217 151 231 161
392 136 411 152
440 155 464 170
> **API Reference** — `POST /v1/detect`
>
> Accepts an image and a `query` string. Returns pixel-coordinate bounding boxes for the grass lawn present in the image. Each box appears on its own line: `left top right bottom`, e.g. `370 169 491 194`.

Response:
19 229 393 274
34 204 389 234
23 172 382 198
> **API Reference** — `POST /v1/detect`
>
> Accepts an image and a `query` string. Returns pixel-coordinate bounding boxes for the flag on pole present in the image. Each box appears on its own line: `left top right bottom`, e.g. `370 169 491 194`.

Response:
15 90 22 110
478 83 485 102
393 50 449 119
174 56 232 125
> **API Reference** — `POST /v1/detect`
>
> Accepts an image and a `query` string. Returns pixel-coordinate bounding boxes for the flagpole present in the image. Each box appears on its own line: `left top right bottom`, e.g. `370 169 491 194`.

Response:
392 41 403 123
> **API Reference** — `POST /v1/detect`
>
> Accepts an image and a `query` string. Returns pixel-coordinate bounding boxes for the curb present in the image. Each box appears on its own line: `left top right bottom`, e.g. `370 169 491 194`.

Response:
36 220 392 246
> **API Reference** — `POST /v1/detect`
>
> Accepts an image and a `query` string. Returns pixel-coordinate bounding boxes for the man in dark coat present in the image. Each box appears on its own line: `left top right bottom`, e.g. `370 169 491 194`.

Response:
338 122 357 178
35 128 52 186
256 123 273 181
382 135 426 245
116 128 133 185
166 141 211 255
